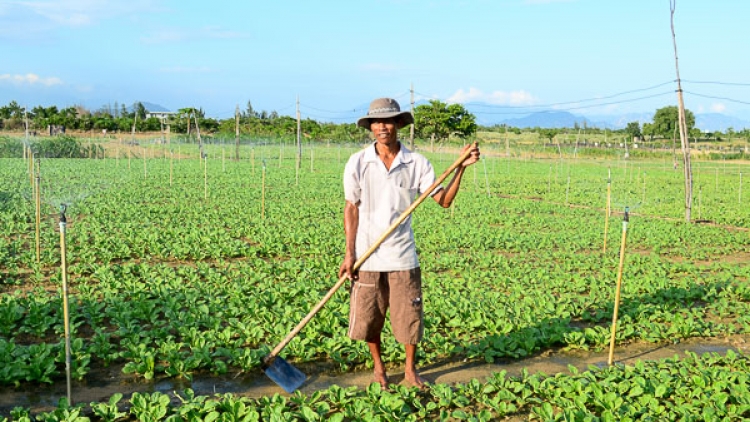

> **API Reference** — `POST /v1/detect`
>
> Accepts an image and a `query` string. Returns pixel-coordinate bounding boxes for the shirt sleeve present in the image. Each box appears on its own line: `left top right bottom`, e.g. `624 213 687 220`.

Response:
343 155 361 204
418 158 441 196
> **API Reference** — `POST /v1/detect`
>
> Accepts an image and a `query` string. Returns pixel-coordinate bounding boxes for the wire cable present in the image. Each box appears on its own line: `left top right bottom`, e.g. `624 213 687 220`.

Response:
683 91 750 106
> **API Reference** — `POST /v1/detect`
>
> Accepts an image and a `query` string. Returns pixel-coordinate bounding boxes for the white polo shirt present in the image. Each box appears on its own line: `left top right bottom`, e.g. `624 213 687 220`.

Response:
343 142 439 271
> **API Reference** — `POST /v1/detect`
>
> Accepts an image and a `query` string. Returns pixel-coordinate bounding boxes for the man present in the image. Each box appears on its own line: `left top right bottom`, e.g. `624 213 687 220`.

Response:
339 97 480 389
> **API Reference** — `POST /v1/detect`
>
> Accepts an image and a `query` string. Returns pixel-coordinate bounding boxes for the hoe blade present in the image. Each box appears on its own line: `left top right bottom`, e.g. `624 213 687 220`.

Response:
263 356 307 393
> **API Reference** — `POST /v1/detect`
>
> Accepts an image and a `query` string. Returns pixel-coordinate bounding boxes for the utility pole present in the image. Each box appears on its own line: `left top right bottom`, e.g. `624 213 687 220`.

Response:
670 0 693 222
235 104 240 161
410 83 415 150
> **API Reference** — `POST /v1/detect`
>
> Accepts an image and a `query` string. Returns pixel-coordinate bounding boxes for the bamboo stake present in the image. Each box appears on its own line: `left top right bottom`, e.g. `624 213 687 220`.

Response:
261 161 266 220
35 159 41 263
548 165 552 195
604 168 611 254
483 156 490 197
608 208 630 366
29 151 34 190
204 155 208 200
170 151 173 187
59 205 73 404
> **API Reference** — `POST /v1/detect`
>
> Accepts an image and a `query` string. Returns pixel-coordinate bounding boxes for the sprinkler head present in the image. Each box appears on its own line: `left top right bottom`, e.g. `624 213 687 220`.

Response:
623 207 629 223
60 204 67 224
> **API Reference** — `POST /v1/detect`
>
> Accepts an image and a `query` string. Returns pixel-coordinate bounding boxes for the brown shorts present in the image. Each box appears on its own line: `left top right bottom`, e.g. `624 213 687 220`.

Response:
348 268 424 345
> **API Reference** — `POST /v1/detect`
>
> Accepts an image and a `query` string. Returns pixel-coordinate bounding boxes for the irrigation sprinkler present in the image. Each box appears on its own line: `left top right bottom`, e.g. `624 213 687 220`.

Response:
608 207 630 366
204 153 208 200
59 204 73 404
740 172 743 204
170 151 174 187
565 174 571 204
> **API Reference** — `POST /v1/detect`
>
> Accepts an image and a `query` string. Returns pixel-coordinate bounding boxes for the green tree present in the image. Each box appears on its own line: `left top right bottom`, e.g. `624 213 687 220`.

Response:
538 128 559 144
625 121 642 141
652 105 694 139
414 100 477 150
134 102 147 120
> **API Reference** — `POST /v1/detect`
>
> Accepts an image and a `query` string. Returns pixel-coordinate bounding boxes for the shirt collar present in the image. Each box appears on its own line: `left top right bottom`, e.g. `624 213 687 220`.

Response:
363 141 414 166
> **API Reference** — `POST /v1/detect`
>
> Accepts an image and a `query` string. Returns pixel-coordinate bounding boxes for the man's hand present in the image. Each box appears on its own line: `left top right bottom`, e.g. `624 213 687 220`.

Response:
460 142 480 168
339 254 358 281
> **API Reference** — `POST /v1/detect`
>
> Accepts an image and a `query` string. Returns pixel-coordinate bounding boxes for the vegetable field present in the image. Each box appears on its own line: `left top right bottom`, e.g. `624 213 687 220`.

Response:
1 139 750 420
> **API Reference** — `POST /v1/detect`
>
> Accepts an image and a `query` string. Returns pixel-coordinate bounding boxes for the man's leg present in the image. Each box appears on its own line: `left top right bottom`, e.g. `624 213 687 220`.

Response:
404 344 426 388
367 339 388 388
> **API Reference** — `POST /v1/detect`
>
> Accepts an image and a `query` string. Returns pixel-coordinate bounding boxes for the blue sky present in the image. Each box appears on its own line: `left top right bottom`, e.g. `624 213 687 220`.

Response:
1 0 749 124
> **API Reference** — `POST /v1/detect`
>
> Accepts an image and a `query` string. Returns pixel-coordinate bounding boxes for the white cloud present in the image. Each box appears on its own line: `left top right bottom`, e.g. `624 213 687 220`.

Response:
447 87 537 106
711 103 726 113
9 0 158 26
0 73 63 86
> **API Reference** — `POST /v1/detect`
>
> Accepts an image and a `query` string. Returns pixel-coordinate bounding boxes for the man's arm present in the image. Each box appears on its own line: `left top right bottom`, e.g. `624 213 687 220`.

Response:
339 200 359 280
432 143 480 208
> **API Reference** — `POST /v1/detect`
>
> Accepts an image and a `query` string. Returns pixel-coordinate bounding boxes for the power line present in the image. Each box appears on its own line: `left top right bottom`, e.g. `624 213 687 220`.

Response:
445 81 676 110
682 80 750 87
683 91 750 106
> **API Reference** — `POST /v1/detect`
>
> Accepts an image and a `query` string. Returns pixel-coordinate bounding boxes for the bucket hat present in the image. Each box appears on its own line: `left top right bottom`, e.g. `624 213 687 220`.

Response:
356 98 414 130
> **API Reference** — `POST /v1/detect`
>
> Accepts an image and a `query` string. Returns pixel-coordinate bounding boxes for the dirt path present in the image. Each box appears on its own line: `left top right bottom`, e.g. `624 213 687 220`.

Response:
1 334 747 416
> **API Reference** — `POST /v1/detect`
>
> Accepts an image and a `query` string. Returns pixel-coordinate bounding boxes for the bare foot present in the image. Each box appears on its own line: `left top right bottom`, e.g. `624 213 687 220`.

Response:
373 370 389 389
405 370 428 390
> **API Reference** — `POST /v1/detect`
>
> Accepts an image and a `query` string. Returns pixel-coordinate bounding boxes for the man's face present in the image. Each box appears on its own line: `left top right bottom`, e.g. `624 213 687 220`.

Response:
369 118 398 143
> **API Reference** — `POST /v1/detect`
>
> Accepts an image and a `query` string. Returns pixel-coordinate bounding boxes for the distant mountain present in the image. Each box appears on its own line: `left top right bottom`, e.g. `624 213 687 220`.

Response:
473 107 750 132
136 102 170 113
483 111 595 129
694 113 749 132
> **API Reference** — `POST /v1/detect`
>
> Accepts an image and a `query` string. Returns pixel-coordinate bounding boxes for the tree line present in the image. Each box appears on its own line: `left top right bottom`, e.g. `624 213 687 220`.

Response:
1 99 748 144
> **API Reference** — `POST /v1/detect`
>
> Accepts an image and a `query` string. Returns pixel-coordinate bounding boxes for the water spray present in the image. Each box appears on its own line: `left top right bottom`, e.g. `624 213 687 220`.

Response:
59 204 73 404
608 207 629 366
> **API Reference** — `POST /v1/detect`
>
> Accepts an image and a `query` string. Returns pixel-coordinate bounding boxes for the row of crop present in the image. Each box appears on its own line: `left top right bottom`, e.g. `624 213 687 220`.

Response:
1 156 748 272
1 236 748 386
4 350 749 421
